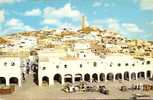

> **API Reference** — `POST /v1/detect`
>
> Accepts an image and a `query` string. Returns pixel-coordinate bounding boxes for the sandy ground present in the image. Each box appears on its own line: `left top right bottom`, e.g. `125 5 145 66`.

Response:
0 75 153 100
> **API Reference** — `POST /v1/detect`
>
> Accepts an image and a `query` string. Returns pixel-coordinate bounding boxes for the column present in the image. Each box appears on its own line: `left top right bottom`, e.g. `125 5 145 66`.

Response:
72 76 75 84
82 74 84 81
39 77 42 86
144 72 146 80
135 73 138 80
151 72 153 79
129 73 131 81
6 78 9 86
105 73 107 82
49 77 53 86
62 76 65 84
18 78 22 87
121 73 124 81
90 74 92 83
97 74 100 82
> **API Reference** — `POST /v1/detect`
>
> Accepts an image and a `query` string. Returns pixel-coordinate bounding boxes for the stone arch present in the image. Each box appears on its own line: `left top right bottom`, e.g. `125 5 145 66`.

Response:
53 74 62 84
131 72 136 80
138 72 145 79
84 73 90 82
64 74 72 83
42 76 49 85
107 73 114 81
124 71 129 81
75 73 82 82
9 77 18 85
100 73 105 81
92 73 98 82
146 70 151 78
0 77 6 85
115 73 122 80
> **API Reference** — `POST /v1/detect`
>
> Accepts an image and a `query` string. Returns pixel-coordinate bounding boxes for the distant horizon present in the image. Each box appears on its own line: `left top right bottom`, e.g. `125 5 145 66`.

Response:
0 0 153 41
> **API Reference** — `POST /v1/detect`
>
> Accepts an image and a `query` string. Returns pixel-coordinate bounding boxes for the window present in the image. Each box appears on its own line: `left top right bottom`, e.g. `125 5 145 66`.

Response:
84 54 86 57
80 51 84 53
19 46 23 48
142 62 144 65
132 64 135 66
80 64 82 68
93 62 97 67
42 67 46 70
11 62 15 66
4 62 7 66
146 61 151 65
125 63 128 66
118 63 121 67
110 62 112 67
56 65 59 69
21 42 25 44
64 64 67 68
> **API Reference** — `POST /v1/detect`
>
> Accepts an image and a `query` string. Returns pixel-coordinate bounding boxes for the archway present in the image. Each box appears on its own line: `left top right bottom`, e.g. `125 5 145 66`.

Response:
131 72 136 80
75 74 82 82
124 71 129 81
54 74 62 84
92 73 98 82
84 73 90 82
115 73 122 80
107 73 114 81
42 76 49 85
147 70 151 78
0 77 6 85
100 73 105 81
9 77 18 85
138 72 145 79
64 74 72 83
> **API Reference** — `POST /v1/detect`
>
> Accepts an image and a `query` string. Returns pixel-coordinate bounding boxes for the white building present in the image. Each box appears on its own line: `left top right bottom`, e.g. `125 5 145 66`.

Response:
0 56 22 87
6 36 37 49
38 48 153 86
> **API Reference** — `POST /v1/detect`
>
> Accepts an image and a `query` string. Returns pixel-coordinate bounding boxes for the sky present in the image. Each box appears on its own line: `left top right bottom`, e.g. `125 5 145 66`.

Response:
0 0 153 40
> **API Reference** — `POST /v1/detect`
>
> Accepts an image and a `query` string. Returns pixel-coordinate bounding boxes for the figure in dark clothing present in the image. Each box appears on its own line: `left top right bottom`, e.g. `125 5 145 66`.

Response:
22 72 25 81
26 66 30 74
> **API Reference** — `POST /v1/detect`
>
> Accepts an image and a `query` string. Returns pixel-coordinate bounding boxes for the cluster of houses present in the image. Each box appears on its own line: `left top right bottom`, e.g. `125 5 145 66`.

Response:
0 17 153 87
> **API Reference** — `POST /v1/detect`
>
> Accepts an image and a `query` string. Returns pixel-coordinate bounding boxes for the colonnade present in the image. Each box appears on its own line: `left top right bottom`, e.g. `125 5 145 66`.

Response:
39 70 152 86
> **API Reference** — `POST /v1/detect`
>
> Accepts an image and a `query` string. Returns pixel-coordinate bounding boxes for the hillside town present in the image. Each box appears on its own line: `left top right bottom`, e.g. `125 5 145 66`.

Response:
0 16 153 99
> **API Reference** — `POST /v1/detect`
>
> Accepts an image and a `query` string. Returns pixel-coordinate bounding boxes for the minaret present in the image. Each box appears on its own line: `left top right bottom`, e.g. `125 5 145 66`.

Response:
81 16 86 30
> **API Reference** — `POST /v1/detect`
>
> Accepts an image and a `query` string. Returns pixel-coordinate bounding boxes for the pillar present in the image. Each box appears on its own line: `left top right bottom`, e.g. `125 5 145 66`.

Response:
97 74 100 82
18 79 22 87
62 76 65 84
105 73 107 82
6 78 9 86
90 74 92 83
151 72 153 78
136 73 138 80
72 75 75 83
129 73 131 81
49 77 53 86
82 74 84 81
39 77 42 86
144 72 146 80
72 77 75 83
121 73 124 81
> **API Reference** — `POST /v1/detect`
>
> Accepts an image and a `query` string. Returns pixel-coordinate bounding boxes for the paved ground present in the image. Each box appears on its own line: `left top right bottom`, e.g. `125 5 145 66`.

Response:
0 74 153 100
